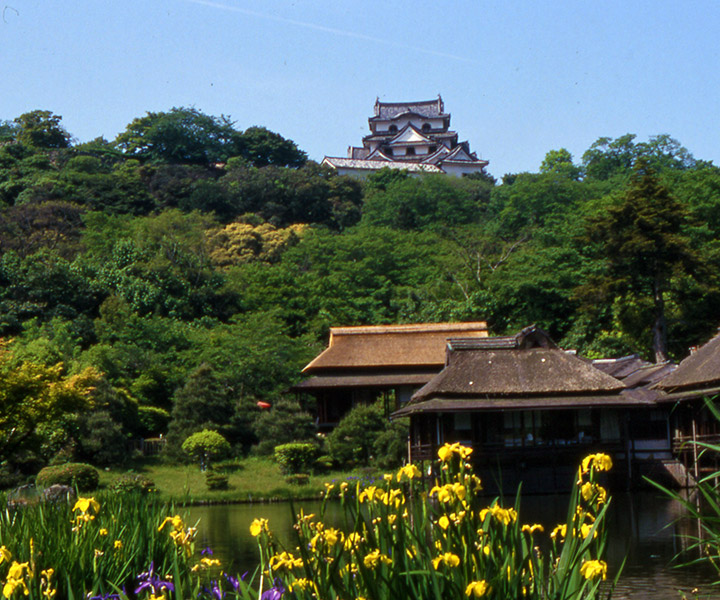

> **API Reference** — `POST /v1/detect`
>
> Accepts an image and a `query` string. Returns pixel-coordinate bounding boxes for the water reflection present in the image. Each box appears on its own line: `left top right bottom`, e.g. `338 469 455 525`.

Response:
187 491 719 599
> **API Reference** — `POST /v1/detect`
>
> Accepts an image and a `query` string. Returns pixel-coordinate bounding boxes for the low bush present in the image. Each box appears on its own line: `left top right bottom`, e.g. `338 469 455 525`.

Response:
36 463 99 492
284 473 310 486
108 473 156 495
274 442 318 475
205 471 229 491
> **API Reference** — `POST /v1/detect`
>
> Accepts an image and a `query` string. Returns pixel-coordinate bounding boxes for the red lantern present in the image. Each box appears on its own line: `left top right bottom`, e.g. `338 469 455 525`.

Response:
256 401 271 410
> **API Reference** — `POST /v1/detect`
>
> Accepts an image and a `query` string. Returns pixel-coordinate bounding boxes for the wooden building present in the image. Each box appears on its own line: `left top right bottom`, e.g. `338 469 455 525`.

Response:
322 96 489 178
393 325 674 491
293 322 488 430
654 330 720 483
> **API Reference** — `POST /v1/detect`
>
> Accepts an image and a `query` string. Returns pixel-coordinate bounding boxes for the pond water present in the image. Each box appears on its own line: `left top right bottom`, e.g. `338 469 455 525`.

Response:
187 491 719 599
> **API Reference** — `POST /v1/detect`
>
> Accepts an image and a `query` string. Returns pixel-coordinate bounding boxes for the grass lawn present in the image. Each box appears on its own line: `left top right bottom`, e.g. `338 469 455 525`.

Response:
97 456 376 504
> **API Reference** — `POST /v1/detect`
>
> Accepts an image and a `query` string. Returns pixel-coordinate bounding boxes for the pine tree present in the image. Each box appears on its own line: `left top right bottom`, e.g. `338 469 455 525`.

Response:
576 159 699 361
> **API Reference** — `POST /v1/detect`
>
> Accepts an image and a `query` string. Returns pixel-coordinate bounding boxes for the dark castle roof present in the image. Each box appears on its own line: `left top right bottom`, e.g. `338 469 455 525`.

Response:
371 97 448 121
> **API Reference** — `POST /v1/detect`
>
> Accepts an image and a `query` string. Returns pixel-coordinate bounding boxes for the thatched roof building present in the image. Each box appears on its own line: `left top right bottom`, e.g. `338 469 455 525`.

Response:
294 322 488 427
394 325 654 417
654 329 720 400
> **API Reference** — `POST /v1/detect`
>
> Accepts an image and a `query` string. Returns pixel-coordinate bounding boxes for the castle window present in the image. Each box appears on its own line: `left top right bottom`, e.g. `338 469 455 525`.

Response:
422 123 431 132
406 147 416 156
429 146 437 153
385 148 393 156
389 124 398 133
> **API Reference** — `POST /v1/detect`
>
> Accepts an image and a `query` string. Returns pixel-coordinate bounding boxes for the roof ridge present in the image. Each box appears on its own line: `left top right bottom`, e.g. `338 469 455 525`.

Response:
330 322 488 336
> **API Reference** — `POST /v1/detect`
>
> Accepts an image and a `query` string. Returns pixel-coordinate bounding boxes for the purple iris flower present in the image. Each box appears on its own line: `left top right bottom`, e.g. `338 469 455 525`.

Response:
223 572 246 591
135 562 175 595
201 546 214 556
260 578 285 600
87 594 122 600
203 581 224 599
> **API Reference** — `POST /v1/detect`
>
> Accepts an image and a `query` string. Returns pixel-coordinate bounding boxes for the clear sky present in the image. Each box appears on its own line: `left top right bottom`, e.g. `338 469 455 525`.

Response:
2 1 719 179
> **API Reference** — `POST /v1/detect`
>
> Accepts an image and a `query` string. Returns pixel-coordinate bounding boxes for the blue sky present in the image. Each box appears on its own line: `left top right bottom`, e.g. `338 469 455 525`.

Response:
2 1 718 179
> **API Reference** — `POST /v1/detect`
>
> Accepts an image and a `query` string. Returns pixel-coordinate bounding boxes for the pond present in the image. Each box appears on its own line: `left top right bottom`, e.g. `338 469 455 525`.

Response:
187 491 719 599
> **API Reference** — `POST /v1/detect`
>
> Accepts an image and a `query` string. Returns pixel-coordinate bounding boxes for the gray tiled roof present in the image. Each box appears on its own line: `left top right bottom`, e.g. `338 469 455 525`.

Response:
321 157 443 173
373 97 448 120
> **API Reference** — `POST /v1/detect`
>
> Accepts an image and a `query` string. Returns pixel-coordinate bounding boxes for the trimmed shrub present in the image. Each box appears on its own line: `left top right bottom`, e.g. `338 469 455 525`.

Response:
285 473 310 486
274 443 318 475
205 471 229 491
36 463 99 492
182 430 231 469
108 473 156 495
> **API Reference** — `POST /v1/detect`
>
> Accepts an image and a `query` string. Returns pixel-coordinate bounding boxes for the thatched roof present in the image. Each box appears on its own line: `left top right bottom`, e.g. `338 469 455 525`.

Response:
655 329 720 392
398 326 628 414
302 322 488 372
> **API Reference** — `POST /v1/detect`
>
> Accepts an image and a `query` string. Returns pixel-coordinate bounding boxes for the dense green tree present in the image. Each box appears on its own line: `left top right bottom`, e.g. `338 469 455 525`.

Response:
226 226 465 337
235 126 307 168
217 162 353 227
81 296 194 406
114 107 238 165
575 160 701 361
13 110 71 149
0 201 86 259
325 402 386 467
361 174 484 230
0 120 17 143
0 349 99 471
187 311 314 399
488 171 597 237
84 210 235 320
582 133 697 181
539 148 581 180
252 397 316 455
165 363 236 456
0 250 103 336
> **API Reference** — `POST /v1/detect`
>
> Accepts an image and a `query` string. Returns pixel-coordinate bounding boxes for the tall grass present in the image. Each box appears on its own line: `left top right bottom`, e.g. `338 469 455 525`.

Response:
648 398 720 579
252 444 619 599
0 491 255 599
0 446 618 599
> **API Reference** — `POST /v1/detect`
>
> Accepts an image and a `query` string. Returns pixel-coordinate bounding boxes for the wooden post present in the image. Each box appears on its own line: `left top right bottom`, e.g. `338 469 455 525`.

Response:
692 415 699 484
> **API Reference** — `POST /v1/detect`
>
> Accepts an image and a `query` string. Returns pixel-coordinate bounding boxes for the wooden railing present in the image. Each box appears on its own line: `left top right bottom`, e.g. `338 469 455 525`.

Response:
131 437 166 456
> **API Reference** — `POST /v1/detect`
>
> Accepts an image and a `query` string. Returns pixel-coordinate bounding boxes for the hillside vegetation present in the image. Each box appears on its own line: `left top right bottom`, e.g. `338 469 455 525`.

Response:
2 108 720 481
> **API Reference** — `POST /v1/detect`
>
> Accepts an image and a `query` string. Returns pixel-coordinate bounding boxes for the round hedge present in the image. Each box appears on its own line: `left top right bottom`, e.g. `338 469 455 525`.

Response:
36 463 100 492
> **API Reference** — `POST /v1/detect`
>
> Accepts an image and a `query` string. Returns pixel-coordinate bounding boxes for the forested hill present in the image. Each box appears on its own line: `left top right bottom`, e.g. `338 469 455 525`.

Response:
1 107 720 471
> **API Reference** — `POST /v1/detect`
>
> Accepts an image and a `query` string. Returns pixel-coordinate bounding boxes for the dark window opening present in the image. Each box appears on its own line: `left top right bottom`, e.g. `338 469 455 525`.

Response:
422 123 431 132
429 146 437 153
389 124 398 133
406 147 416 156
